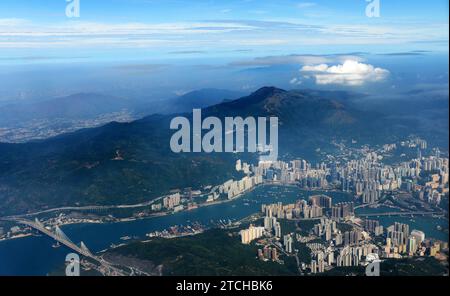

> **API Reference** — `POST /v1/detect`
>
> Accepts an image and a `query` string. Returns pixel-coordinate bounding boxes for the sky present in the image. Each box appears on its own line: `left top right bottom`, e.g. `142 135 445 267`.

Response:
0 0 448 102
0 0 448 62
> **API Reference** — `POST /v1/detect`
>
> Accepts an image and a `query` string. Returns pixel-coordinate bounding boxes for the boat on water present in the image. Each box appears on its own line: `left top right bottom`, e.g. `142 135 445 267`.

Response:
52 242 61 248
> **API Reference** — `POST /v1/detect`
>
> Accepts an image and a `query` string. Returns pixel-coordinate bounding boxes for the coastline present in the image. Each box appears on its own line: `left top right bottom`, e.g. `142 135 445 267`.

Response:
0 233 33 243
1 182 448 245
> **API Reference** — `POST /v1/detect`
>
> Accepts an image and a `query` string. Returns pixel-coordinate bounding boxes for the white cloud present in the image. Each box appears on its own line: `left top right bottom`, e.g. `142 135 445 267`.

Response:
0 18 29 27
290 77 303 85
297 2 316 9
0 21 256 37
0 18 447 50
299 60 389 86
0 20 260 49
231 54 365 67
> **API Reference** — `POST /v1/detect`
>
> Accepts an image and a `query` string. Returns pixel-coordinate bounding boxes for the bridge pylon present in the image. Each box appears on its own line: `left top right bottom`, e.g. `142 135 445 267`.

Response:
54 225 74 244
34 218 44 228
80 241 94 257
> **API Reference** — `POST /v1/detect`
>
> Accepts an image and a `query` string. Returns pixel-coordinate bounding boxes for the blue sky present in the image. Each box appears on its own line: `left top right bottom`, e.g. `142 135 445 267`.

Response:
1 0 448 23
0 0 448 103
0 0 448 63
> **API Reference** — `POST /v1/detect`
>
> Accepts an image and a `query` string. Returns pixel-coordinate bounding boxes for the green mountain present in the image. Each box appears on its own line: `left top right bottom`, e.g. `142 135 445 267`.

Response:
107 228 298 276
0 87 414 215
205 87 413 157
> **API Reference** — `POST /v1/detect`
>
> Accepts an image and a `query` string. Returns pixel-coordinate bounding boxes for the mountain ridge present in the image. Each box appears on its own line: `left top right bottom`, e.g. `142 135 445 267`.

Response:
0 87 415 215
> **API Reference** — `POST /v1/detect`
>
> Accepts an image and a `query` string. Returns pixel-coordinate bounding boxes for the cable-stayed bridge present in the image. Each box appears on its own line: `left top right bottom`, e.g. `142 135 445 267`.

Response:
7 218 126 275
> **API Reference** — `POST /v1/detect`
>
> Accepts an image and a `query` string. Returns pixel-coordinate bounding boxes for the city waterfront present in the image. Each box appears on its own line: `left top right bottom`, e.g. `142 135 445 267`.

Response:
0 186 336 275
1 184 448 275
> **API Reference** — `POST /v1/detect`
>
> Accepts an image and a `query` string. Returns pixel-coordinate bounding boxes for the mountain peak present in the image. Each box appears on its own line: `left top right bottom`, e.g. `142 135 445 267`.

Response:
251 86 286 97
224 86 286 107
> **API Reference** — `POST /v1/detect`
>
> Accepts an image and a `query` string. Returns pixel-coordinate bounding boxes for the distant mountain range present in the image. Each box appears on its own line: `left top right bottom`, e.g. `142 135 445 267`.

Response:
0 89 245 126
0 87 428 215
0 89 245 143
136 89 246 116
